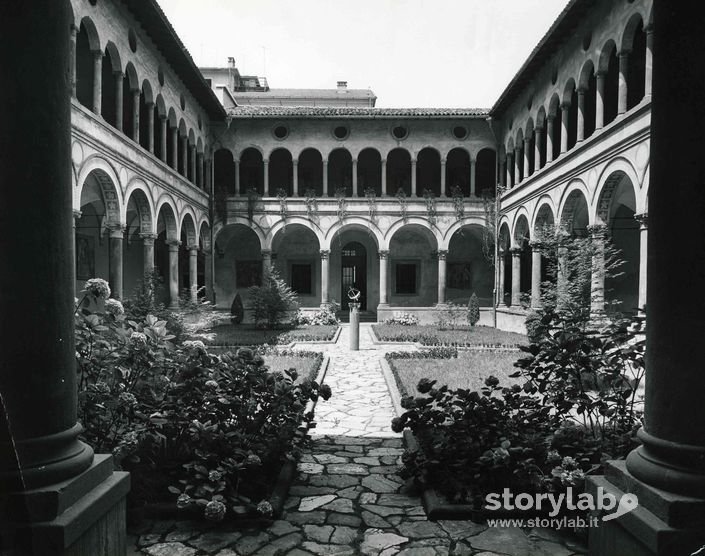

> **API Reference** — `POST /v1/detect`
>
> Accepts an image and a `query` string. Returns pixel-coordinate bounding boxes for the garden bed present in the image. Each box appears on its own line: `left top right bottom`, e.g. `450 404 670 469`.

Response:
372 324 526 347
207 323 340 347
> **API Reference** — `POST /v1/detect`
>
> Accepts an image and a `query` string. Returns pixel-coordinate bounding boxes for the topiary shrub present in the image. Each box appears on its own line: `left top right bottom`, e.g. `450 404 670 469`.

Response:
467 292 480 326
230 292 244 324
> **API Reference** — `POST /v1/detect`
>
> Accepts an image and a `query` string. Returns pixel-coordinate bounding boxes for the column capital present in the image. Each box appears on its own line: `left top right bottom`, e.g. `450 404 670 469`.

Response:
92 49 103 59
436 249 448 260
186 244 199 253
595 70 607 79
524 137 531 146
378 249 390 260
577 87 587 96
261 249 272 259
529 240 544 249
634 212 649 229
320 249 330 260
618 49 631 59
546 114 555 122
107 224 126 238
560 101 571 111
292 158 299 166
73 209 83 220
587 223 609 237
534 125 544 133
514 146 521 154
113 70 124 79
510 247 522 256
139 232 157 242
166 239 182 249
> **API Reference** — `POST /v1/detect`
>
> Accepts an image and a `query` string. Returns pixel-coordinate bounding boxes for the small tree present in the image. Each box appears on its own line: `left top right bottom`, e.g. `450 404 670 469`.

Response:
230 292 244 324
467 292 480 326
247 268 299 329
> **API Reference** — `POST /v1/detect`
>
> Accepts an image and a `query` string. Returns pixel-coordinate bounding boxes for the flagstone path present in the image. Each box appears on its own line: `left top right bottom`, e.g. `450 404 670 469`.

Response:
128 324 587 556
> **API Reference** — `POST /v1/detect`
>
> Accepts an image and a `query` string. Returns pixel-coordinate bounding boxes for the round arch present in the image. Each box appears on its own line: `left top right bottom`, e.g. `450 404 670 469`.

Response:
512 210 531 247
155 195 179 240
123 179 155 234
532 198 557 233
213 216 267 250
180 208 199 247
325 217 383 250
76 156 123 220
266 216 324 248
558 185 591 235
440 215 490 250
592 157 641 223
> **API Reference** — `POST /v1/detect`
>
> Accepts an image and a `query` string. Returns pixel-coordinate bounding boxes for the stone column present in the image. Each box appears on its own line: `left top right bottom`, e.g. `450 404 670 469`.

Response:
576 88 586 142
160 115 167 162
411 159 417 197
140 233 156 274
263 159 270 196
131 89 140 141
530 242 542 309
440 159 447 197
167 240 180 308
645 24 653 99
437 249 448 304
560 103 570 153
546 115 555 163
180 136 188 176
352 159 358 196
203 247 213 304
146 102 155 153
261 249 272 273
1 5 128 552
381 159 387 196
292 160 299 197
523 139 531 178
588 224 607 318
635 213 648 313
595 72 606 129
92 50 102 115
506 153 513 187
470 158 477 196
618 50 629 114
234 159 241 196
322 160 328 197
69 24 77 98
114 72 123 132
378 250 389 306
108 225 125 299
510 248 522 307
497 250 506 305
534 127 543 171
514 147 522 184
169 126 178 170
188 246 198 303
320 249 330 306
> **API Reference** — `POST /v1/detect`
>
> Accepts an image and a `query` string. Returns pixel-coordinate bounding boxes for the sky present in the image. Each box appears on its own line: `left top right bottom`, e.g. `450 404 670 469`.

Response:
158 0 570 109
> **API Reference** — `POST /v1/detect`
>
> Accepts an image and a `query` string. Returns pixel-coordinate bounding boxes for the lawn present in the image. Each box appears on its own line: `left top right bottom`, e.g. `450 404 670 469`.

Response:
373 324 526 347
207 323 339 346
387 349 523 397
263 350 324 383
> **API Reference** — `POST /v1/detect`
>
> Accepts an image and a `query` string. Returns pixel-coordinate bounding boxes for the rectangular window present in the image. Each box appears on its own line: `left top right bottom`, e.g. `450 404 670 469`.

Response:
291 263 313 295
395 263 417 294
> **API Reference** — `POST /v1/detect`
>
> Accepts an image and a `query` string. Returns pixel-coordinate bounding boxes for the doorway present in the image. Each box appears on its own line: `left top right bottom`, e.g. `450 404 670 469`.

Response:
341 241 367 310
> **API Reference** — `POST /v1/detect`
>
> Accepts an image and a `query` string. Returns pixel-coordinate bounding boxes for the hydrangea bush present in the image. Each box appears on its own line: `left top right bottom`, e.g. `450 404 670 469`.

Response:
75 278 331 521
384 312 419 326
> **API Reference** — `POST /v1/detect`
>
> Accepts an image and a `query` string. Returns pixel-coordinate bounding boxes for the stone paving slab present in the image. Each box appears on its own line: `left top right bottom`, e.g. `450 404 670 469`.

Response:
128 325 587 556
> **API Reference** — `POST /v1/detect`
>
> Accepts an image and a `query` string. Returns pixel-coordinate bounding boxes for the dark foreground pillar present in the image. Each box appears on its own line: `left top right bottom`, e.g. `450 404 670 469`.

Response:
588 2 705 554
0 4 129 555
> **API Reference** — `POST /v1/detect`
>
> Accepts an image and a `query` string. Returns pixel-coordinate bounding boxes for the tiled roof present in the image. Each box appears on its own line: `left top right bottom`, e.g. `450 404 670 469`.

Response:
227 107 490 119
232 88 377 99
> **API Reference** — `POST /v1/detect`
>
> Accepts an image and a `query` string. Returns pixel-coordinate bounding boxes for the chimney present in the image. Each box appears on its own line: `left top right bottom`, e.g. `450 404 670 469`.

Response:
337 81 348 90
228 57 236 69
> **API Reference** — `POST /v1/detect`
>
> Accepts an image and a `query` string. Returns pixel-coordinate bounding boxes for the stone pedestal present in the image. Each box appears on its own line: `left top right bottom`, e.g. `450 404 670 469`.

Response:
349 302 360 351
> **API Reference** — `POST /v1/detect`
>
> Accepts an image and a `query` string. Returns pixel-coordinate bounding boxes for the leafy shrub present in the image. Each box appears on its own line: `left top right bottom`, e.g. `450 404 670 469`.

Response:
292 306 339 326
247 268 299 329
230 293 244 324
467 293 480 326
75 277 330 521
434 301 466 330
384 312 419 326
123 269 185 342
385 347 458 361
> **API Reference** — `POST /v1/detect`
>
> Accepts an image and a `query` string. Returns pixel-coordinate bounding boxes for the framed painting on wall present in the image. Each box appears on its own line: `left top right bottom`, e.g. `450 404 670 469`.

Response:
76 234 95 280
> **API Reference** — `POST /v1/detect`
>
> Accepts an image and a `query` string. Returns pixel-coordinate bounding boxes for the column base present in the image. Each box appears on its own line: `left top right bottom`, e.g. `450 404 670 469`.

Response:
586 460 705 556
1 454 130 555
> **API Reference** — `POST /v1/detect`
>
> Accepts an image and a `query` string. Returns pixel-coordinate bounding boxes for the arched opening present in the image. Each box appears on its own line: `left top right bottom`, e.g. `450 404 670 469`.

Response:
514 215 531 305
240 147 264 196
387 148 412 197
536 108 547 170
340 241 367 311
447 225 494 305
271 224 321 306
187 130 196 183
525 121 535 177
446 148 470 197
601 42 619 126
505 140 515 188
549 94 562 161
177 120 187 177
561 190 589 238
580 61 597 140
124 189 152 296
123 63 138 139
75 20 97 110
101 45 120 128
626 18 647 109
598 172 639 313
388 225 438 307
156 204 178 306
166 109 177 169
328 148 352 196
329 225 380 312
357 148 381 197
269 148 293 196
214 224 263 311
298 148 323 197
76 170 121 294
138 81 153 151
498 223 511 305
154 96 166 161
476 148 496 197
515 130 524 183
179 215 198 300
534 204 556 293
565 81 578 151
417 147 441 197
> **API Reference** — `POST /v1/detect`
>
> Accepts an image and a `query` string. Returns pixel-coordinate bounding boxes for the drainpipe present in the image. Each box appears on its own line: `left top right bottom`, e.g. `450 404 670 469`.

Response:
486 116 502 329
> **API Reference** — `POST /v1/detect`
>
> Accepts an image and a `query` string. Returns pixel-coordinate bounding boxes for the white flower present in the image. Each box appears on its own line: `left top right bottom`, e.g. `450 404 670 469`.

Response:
256 500 273 517
84 278 111 300
105 298 124 316
204 500 226 521
130 331 148 347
